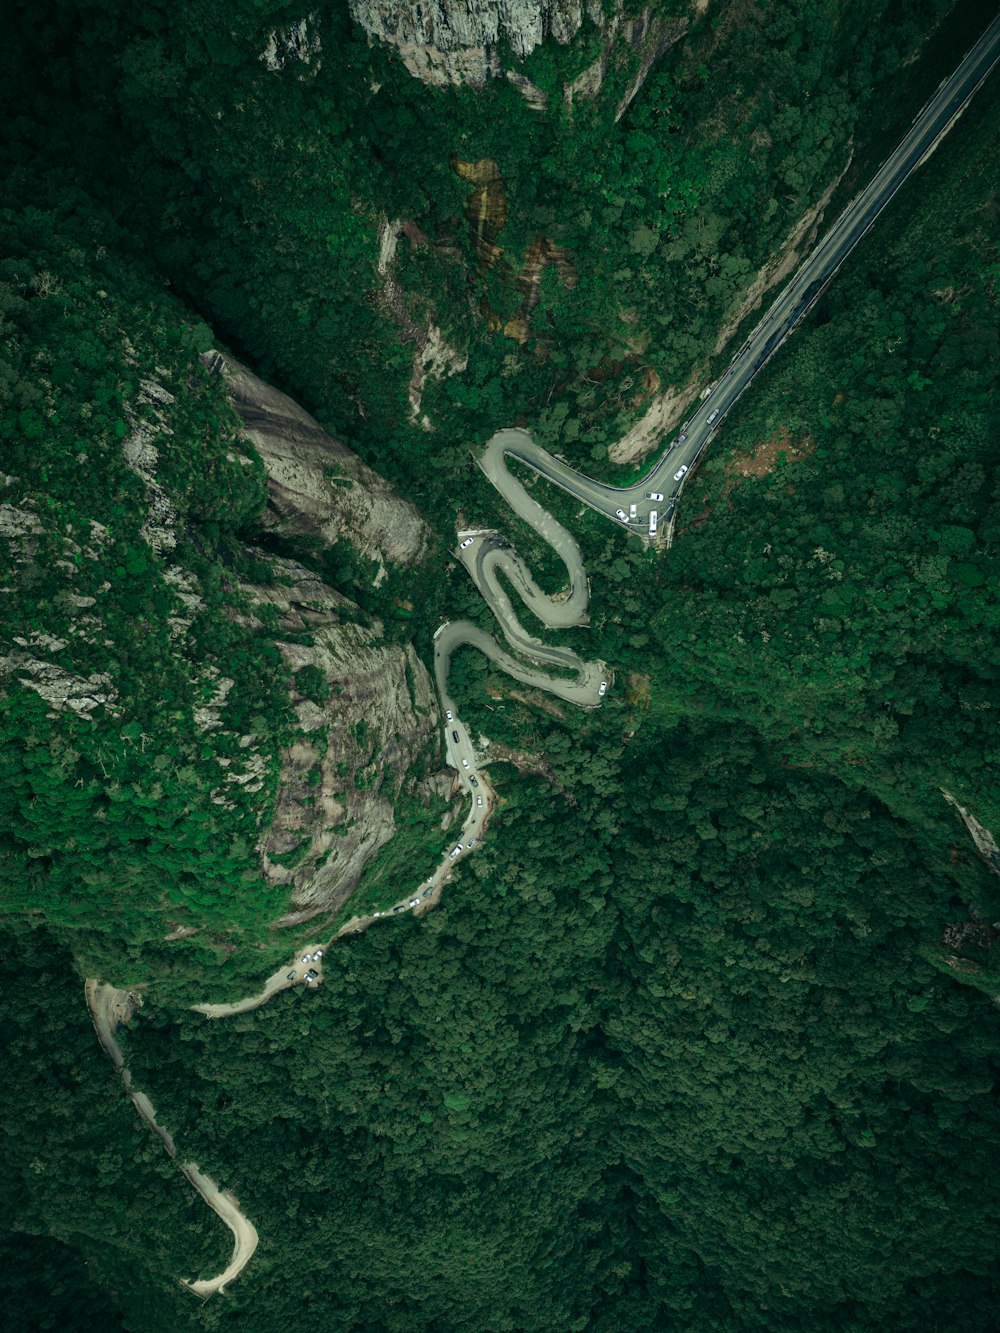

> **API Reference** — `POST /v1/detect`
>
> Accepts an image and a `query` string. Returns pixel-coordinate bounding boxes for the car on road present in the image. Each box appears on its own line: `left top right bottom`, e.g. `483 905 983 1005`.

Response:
673 464 689 482
452 730 459 742
459 537 474 549
409 898 420 907
470 775 479 786
449 844 463 859
708 409 719 424
462 758 470 769
445 710 453 721
476 795 483 807
615 509 628 522
677 431 687 444
599 681 608 696
645 492 663 502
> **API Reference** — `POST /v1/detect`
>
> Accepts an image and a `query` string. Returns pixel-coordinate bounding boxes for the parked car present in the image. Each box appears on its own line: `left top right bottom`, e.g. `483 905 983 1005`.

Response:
470 775 479 787
645 492 664 502
615 508 628 522
422 887 434 898
305 968 318 980
445 710 453 721
393 905 405 913
409 898 420 908
628 503 638 520
300 955 311 964
673 464 689 482
459 537 474 549
449 844 463 859
313 949 323 959
599 681 608 696
286 972 296 982
476 795 484 807
462 758 470 769
452 730 459 742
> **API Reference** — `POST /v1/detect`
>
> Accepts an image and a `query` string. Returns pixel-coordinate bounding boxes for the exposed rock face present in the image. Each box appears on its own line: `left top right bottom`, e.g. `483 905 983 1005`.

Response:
348 0 601 86
243 556 440 923
202 351 430 571
944 791 1000 878
349 0 687 114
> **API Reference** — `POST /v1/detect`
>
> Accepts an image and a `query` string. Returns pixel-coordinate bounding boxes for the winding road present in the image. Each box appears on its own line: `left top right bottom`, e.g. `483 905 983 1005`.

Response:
190 9 1000 1013
91 15 1000 1296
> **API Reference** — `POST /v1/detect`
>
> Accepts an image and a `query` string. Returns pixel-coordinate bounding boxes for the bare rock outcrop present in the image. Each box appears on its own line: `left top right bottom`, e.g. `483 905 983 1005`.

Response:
348 0 600 86
348 0 684 109
242 556 440 924
202 350 430 571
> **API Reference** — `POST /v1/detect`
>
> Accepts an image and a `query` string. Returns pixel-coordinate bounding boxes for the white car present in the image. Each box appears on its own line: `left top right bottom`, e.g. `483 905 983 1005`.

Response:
445 710 453 721
476 795 483 806
449 844 463 859
409 898 420 908
673 464 689 482
645 492 664 502
615 509 628 522
598 681 607 697
707 409 719 424
300 955 311 964
459 537 474 549
462 758 470 769
314 949 323 959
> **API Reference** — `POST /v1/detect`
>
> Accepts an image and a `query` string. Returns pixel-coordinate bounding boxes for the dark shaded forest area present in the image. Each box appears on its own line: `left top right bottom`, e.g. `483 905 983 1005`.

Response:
2 2 1000 1330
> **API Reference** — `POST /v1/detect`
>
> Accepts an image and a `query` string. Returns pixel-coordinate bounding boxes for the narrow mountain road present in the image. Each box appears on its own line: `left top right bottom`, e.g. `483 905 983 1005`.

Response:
187 14 1000 1010
85 981 259 1296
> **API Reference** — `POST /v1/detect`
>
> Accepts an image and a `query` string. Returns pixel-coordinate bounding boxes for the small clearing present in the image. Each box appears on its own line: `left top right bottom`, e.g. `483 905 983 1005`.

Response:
726 428 815 483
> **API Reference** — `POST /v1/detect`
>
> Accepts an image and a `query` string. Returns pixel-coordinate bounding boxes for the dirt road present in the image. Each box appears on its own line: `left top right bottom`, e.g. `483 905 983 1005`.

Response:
85 980 259 1296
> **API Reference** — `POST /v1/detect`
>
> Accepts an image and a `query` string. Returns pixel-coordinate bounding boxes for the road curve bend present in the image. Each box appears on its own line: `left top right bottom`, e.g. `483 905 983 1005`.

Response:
85 980 259 1297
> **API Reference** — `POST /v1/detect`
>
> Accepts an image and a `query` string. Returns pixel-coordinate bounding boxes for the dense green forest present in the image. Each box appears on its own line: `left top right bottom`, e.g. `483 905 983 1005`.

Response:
3 1 1000 1330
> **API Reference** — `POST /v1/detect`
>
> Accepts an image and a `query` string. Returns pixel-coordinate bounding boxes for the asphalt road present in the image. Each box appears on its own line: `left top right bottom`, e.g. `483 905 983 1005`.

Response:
484 11 1000 539
189 15 1000 984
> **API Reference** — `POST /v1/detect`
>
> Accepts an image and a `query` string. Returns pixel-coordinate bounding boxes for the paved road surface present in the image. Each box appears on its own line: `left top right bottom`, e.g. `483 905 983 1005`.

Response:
488 13 1000 540
188 14 1000 996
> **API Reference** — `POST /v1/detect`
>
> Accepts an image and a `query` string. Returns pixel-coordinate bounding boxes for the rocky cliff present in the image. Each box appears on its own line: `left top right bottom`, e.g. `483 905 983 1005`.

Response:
202 350 430 571
241 556 440 925
349 0 686 114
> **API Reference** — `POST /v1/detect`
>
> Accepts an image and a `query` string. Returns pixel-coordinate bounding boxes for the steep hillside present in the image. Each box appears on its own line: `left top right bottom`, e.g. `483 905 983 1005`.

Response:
0 196 447 997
